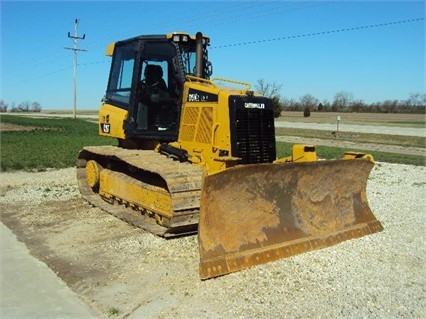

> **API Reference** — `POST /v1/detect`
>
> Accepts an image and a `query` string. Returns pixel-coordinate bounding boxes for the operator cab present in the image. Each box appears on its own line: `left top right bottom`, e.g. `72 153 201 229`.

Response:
103 32 211 144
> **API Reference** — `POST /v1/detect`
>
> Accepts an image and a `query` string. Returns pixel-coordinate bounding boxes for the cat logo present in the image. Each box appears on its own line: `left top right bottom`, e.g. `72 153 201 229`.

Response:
101 123 111 133
244 103 265 109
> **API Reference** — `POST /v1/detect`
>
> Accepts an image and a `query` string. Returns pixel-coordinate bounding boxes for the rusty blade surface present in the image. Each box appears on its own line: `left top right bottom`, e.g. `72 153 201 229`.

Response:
198 159 383 279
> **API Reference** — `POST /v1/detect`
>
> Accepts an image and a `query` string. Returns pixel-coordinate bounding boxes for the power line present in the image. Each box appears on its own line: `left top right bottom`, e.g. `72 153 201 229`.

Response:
2 16 423 90
0 61 108 89
212 17 426 49
64 19 87 119
0 65 74 88
0 1 338 87
178 0 336 32
77 60 110 66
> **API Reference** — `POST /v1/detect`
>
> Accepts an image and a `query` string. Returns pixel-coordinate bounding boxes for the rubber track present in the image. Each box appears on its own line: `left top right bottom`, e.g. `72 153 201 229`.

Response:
76 146 202 237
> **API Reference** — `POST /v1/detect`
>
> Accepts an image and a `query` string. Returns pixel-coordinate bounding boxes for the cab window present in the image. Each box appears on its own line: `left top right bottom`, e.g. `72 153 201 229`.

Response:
105 42 135 108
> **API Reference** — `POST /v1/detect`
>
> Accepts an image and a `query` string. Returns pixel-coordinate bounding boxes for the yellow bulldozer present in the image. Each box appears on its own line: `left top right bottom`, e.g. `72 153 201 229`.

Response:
77 32 383 279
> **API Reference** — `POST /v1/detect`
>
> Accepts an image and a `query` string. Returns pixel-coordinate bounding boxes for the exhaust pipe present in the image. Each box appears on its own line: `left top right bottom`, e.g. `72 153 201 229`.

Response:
195 32 203 78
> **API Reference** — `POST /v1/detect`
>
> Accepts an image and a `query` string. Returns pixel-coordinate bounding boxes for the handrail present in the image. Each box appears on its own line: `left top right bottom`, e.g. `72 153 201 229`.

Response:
211 78 251 91
185 76 252 92
185 75 216 87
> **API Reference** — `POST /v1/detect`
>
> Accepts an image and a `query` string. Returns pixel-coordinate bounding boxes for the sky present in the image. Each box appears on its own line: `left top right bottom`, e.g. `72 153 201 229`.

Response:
1 0 425 110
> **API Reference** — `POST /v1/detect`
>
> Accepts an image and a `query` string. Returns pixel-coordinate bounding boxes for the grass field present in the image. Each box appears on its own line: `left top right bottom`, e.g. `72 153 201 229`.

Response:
275 127 425 148
0 115 116 171
0 113 424 171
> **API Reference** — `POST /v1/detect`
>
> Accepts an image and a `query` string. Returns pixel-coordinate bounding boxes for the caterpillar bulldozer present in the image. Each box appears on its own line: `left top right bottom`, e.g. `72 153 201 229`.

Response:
77 32 383 279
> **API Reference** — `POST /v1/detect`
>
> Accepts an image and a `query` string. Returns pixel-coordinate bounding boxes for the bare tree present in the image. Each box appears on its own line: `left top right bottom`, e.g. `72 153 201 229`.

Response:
281 98 300 111
255 79 284 118
0 100 8 112
31 102 42 112
255 79 283 98
381 100 399 113
349 99 367 112
406 92 426 110
408 92 426 105
299 94 319 110
10 102 17 112
332 91 354 111
18 101 31 112
319 99 331 112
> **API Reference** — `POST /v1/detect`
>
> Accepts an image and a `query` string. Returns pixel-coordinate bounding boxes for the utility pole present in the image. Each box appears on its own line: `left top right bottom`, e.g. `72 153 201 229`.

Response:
65 19 87 119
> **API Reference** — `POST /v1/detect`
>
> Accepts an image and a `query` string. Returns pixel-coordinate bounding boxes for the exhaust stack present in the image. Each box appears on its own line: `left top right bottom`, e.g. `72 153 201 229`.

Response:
195 32 204 78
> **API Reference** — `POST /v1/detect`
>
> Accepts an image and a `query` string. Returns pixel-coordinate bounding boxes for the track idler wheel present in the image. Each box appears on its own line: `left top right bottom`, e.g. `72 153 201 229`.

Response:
85 160 102 189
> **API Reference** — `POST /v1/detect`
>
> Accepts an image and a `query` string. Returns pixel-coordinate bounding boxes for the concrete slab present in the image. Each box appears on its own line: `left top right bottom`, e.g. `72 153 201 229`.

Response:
0 222 98 319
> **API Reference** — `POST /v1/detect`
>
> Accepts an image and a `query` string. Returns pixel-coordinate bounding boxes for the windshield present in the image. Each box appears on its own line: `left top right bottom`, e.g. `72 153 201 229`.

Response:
105 42 135 107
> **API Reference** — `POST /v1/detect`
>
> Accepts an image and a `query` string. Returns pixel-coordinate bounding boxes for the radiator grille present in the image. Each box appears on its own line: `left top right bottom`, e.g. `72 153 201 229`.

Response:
180 107 199 141
230 97 276 164
179 106 212 144
196 107 213 144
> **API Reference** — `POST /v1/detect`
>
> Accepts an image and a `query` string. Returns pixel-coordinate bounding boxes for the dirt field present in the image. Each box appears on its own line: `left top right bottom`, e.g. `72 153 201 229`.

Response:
0 122 39 132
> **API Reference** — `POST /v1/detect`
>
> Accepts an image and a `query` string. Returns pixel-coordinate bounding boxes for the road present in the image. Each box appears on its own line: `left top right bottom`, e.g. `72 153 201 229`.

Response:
0 223 98 318
275 121 425 137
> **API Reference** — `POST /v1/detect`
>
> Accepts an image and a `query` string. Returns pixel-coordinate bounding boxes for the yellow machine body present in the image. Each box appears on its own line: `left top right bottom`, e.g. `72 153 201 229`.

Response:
77 31 383 279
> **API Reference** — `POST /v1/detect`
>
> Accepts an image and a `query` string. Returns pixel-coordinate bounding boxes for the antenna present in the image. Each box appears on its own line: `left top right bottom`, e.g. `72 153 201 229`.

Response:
64 19 87 119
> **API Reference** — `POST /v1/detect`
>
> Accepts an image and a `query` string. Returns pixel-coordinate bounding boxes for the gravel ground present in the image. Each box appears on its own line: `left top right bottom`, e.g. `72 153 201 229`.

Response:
0 162 425 318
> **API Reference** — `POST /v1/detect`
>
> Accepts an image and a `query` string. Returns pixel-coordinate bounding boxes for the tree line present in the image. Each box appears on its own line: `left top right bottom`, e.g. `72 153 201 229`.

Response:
255 79 426 117
0 100 42 113
1 82 425 117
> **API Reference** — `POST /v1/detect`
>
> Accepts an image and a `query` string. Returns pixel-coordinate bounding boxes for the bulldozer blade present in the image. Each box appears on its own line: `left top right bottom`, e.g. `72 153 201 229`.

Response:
198 159 383 279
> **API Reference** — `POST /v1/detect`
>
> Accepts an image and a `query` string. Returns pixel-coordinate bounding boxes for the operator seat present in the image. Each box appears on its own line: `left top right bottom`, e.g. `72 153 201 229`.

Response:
144 64 168 91
137 64 169 130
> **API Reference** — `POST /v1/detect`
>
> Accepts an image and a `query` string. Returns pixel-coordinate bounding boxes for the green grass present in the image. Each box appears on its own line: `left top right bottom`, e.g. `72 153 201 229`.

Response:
275 127 425 148
1 115 424 171
276 141 425 166
107 307 120 317
388 121 425 127
1 115 116 171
